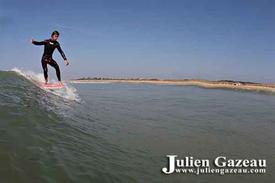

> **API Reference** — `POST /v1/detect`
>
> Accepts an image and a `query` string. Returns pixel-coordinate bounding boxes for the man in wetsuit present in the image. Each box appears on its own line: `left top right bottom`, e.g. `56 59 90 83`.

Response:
31 31 69 85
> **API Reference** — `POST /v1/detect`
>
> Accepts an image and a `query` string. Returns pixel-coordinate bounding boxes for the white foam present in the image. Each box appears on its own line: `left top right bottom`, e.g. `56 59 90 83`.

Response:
12 68 81 102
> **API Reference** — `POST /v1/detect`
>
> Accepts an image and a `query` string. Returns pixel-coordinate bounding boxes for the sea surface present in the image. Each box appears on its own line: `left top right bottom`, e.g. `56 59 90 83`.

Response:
0 70 275 183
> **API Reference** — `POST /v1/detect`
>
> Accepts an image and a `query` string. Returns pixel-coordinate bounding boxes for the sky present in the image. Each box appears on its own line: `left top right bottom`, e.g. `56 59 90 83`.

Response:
0 0 274 82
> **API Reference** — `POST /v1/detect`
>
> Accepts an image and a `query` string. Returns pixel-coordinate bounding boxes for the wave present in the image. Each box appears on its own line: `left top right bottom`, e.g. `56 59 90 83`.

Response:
0 68 83 124
0 69 96 182
11 68 81 102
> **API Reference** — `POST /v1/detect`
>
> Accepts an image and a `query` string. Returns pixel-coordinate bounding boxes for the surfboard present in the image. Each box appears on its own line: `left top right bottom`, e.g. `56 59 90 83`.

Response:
39 82 64 89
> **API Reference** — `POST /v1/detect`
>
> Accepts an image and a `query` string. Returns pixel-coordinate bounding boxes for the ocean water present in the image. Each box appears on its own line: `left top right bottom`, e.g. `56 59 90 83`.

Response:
0 70 274 183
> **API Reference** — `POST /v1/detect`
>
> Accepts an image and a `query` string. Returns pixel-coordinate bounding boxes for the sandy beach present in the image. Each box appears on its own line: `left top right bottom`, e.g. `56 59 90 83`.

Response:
70 78 275 93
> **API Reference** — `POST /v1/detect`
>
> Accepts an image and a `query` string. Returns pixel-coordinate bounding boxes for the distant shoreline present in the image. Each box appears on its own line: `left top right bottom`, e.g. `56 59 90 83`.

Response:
70 78 275 93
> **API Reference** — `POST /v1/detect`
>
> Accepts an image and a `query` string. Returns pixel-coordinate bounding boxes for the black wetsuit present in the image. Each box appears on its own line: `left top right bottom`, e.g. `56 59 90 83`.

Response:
32 39 67 81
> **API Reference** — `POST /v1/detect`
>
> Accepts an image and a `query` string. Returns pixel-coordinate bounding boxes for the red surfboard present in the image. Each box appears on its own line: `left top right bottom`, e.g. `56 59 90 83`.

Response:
39 82 64 89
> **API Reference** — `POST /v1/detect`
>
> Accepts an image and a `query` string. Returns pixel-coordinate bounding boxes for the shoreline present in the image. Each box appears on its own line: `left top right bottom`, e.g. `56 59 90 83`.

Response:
70 79 275 93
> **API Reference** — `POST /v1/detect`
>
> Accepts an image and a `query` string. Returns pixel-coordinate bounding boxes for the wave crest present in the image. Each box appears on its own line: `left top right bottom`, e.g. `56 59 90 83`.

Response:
11 68 81 102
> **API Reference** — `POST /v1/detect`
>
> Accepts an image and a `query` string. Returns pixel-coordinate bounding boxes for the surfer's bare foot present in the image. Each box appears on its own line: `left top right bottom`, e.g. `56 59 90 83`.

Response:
58 81 63 86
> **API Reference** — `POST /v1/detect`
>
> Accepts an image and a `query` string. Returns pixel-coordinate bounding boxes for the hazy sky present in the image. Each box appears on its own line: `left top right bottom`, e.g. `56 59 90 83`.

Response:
0 0 274 82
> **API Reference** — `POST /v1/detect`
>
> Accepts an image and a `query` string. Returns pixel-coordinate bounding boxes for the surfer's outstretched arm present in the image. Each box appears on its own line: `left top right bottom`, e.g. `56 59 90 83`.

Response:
32 39 46 45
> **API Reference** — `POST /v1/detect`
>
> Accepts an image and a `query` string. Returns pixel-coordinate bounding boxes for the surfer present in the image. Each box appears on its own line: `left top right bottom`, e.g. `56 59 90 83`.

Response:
31 31 69 85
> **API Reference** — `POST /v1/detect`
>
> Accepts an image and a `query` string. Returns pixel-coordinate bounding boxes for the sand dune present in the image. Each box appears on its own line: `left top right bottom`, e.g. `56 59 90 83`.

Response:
71 78 275 93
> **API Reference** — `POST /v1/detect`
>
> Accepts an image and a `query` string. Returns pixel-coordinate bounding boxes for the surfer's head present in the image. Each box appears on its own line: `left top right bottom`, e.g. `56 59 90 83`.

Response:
51 30 59 41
